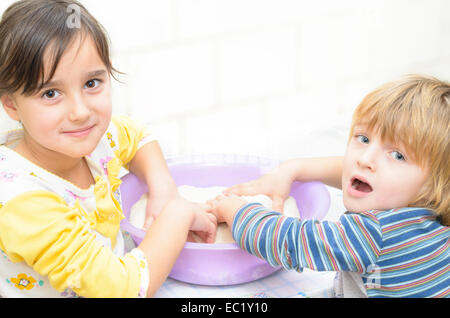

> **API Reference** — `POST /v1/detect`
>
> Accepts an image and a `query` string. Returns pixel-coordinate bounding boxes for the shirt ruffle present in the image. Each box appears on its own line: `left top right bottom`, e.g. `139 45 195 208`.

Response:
88 157 125 247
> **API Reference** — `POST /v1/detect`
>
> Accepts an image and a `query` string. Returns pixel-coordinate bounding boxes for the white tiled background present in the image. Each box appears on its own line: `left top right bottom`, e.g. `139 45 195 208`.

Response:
1 0 449 161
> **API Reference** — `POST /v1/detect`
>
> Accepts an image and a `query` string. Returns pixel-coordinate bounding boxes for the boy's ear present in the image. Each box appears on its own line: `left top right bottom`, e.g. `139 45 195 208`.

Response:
0 94 20 121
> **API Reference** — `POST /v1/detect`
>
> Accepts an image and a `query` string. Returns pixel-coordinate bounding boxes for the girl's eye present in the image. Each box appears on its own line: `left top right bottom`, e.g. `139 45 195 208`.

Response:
85 79 101 89
356 135 369 144
42 90 60 100
390 151 406 161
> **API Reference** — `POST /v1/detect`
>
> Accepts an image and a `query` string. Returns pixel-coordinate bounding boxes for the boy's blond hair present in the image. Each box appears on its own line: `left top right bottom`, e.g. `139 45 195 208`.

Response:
349 74 450 226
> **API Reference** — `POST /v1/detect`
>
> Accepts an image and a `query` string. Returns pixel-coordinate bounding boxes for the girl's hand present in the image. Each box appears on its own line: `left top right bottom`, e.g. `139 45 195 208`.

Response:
166 197 217 243
190 202 218 244
137 195 217 296
207 194 248 225
223 165 294 212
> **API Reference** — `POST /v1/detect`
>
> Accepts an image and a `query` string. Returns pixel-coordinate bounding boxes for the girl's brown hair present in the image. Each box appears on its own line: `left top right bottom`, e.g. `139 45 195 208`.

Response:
0 0 120 97
349 74 450 225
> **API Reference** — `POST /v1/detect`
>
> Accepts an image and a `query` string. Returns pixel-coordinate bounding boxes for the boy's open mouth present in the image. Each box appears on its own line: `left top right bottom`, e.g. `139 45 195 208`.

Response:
351 177 373 193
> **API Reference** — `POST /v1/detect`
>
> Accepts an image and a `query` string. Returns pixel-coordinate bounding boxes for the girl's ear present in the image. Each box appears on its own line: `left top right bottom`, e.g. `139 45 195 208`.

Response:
1 94 20 121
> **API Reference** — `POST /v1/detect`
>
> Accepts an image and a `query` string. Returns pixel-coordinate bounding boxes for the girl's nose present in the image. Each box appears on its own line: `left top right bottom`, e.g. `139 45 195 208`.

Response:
68 95 90 122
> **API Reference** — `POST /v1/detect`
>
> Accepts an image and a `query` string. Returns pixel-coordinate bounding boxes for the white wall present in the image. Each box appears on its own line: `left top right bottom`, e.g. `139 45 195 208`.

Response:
1 0 449 161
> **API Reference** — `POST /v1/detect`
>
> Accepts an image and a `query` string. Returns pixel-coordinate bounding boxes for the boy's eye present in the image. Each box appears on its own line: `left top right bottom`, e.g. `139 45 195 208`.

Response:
85 79 101 89
356 135 369 144
42 90 60 100
390 151 406 161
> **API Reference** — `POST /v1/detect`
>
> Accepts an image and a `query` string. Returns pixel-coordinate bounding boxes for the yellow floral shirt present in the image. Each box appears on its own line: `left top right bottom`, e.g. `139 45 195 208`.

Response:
0 116 154 298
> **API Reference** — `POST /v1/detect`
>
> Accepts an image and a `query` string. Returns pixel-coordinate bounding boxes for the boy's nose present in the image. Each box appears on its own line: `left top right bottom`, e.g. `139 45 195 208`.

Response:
357 146 377 171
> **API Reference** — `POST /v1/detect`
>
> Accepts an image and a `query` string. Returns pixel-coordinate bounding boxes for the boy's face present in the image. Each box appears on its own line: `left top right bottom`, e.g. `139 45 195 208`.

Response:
342 125 428 212
2 34 112 159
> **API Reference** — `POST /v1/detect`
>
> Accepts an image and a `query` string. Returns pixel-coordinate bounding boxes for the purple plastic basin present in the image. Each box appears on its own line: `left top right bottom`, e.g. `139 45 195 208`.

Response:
120 155 330 286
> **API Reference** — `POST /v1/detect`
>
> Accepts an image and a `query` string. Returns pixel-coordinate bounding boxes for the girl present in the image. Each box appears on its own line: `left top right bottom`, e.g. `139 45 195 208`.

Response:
0 0 216 298
208 75 449 297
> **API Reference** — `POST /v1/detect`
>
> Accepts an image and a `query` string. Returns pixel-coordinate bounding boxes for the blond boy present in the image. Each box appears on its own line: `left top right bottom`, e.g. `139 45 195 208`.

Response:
209 75 449 298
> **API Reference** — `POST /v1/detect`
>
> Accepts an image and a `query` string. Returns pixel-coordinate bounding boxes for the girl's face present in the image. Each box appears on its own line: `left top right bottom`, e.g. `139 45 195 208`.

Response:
342 124 428 213
3 34 112 159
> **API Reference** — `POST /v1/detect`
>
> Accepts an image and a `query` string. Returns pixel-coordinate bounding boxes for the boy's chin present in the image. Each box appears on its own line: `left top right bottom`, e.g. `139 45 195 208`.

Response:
343 197 372 213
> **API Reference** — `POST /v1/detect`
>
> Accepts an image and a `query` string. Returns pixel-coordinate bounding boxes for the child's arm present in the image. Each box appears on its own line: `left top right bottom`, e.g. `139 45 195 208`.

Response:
280 156 344 189
0 191 216 298
224 156 343 212
128 141 179 228
110 116 178 229
137 197 216 297
209 195 382 274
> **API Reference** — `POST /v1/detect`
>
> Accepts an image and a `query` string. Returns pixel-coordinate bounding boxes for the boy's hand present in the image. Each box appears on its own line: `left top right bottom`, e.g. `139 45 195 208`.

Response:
223 166 294 212
207 194 248 225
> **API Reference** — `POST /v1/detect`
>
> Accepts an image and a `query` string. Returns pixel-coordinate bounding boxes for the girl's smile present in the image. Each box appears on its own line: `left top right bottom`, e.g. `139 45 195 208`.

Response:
62 124 97 138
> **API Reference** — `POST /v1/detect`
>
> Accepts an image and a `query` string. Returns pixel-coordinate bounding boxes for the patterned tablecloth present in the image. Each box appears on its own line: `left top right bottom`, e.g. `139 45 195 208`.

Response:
154 187 345 298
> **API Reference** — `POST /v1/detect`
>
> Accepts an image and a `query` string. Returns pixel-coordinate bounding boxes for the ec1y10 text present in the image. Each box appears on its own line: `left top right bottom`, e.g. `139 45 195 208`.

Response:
181 301 269 315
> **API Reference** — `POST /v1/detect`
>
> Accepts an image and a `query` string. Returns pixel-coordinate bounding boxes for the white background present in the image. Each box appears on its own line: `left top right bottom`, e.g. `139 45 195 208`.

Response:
1 0 449 161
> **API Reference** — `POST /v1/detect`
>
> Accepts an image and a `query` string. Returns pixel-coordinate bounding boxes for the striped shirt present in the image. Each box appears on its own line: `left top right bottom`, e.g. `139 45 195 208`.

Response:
232 203 449 298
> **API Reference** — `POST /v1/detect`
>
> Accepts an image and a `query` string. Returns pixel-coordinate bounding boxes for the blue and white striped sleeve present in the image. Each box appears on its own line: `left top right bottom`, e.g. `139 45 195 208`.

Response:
232 203 383 273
